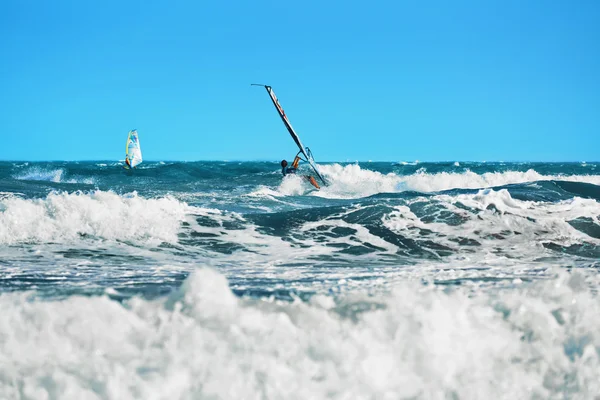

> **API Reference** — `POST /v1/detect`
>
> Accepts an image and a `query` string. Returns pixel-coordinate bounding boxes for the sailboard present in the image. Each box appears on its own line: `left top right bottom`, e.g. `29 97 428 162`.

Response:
125 129 142 169
252 84 326 185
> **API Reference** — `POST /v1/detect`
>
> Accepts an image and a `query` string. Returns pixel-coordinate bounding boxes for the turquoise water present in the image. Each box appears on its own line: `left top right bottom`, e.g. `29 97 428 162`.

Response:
1 161 599 398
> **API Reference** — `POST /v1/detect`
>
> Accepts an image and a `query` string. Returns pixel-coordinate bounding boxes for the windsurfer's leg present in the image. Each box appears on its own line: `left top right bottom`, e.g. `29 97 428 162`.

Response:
305 175 320 189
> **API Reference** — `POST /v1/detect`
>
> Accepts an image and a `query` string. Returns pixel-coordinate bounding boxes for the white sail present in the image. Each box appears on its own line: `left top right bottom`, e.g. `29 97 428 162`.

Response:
125 130 142 168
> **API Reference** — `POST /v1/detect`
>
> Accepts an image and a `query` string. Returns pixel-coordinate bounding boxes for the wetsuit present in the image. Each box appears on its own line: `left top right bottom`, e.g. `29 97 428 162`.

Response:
282 166 297 176
282 155 301 176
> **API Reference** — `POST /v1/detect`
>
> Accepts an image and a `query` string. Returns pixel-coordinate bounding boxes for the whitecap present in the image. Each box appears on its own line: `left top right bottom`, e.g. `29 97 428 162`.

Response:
0 190 195 245
1 268 598 399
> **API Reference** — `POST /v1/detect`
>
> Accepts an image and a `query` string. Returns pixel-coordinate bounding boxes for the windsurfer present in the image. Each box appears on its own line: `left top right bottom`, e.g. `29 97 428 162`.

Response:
281 156 320 189
253 84 324 189
281 156 301 176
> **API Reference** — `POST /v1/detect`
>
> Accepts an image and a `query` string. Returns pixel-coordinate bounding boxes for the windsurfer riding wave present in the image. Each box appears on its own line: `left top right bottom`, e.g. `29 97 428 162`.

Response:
281 155 320 189
252 84 327 189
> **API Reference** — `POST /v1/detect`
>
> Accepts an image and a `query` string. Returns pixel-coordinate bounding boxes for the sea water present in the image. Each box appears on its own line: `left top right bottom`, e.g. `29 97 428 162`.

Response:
0 161 599 399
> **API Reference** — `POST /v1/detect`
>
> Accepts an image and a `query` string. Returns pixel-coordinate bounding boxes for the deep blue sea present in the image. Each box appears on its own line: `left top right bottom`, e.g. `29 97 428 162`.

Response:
1 160 599 399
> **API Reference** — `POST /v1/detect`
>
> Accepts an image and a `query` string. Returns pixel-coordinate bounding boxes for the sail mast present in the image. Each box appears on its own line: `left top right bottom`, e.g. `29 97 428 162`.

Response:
252 84 326 184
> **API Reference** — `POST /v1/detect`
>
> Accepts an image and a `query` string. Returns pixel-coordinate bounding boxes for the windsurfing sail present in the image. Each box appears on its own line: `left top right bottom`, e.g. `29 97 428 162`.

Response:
252 84 326 184
125 129 142 168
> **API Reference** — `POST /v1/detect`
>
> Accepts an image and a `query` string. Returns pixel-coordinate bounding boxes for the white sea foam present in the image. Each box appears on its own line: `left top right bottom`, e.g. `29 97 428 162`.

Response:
399 160 420 165
13 167 96 184
310 164 600 198
0 192 25 201
381 188 600 265
243 164 600 200
245 164 402 199
183 188 600 292
399 168 600 193
247 175 316 202
220 188 599 289
0 268 599 399
247 175 309 198
14 167 65 183
278 174 308 196
246 185 299 204
0 191 192 245
300 218 399 254
315 163 401 199
66 177 96 184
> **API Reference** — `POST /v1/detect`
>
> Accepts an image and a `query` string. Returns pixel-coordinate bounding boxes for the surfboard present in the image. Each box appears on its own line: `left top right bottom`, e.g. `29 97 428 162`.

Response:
125 129 142 169
252 84 326 185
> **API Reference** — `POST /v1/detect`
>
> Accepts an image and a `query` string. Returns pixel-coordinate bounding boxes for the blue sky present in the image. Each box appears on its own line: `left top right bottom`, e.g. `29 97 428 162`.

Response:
1 0 598 161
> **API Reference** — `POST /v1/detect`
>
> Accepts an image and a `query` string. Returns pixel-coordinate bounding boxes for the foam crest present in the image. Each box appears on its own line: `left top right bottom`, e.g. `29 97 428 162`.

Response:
13 167 96 184
14 167 64 183
1 268 599 399
446 188 600 225
277 174 308 196
403 169 529 192
382 188 600 261
404 168 600 192
317 164 600 198
0 191 190 244
65 177 96 185
316 163 402 198
300 218 399 253
248 175 319 199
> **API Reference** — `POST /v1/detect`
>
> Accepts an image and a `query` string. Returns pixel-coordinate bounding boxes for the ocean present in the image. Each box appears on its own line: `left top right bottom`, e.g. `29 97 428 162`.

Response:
1 160 599 399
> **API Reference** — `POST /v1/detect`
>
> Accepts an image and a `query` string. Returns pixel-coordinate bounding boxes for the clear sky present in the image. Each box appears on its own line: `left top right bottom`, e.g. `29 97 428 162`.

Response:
1 0 599 161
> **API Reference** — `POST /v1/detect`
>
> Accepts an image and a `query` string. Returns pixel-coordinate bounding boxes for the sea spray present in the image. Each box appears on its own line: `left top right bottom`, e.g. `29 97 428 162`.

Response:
0 268 599 399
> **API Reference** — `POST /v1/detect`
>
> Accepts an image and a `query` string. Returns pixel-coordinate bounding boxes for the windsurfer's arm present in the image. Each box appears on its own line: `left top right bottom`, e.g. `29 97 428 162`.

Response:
292 155 301 169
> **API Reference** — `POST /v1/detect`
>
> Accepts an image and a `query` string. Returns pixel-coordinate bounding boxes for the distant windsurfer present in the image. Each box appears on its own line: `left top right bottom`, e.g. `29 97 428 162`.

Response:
124 129 142 169
281 156 320 189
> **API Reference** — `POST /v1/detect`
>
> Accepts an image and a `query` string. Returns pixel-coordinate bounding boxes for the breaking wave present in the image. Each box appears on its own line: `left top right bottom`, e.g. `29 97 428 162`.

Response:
13 167 95 185
313 164 600 198
400 168 600 193
13 167 65 183
1 268 599 399
0 191 191 245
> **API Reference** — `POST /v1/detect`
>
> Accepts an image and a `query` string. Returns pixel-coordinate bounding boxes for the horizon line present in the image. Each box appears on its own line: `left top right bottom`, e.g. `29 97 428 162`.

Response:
0 159 597 163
